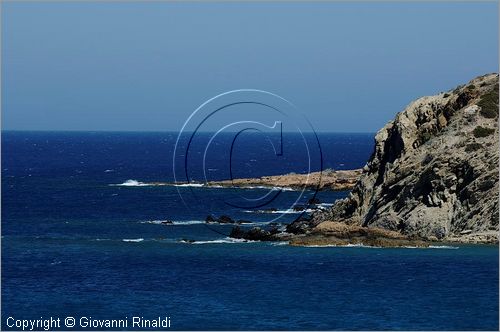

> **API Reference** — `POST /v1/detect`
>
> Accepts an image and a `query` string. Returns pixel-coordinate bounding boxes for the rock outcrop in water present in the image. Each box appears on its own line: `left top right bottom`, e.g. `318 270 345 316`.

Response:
206 169 362 191
289 73 499 244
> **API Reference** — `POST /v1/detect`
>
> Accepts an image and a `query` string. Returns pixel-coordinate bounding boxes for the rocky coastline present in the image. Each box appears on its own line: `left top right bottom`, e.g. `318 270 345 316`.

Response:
131 169 362 191
228 73 499 247
164 169 362 191
205 169 362 191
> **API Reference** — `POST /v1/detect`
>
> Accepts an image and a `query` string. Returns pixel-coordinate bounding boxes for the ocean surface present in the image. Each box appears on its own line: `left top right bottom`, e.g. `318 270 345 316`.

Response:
2 131 498 330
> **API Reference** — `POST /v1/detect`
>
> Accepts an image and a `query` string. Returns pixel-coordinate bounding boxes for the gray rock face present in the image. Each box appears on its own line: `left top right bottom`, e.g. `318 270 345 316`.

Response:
308 73 499 243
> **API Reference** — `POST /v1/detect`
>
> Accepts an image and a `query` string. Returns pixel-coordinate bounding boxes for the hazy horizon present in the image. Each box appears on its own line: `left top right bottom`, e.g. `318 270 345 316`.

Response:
2 1 498 132
1 130 378 137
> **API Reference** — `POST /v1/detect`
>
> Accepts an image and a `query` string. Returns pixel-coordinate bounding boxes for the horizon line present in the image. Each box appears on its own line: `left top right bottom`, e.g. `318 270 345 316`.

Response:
1 129 376 135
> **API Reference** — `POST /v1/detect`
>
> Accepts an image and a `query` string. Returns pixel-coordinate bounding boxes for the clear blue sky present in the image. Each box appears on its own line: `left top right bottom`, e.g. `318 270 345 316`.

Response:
2 1 498 132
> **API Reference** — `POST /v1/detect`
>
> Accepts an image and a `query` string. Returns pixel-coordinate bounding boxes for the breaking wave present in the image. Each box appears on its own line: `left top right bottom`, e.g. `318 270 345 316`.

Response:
122 238 144 242
109 180 299 192
174 183 205 187
428 245 459 249
182 237 258 245
244 208 314 214
140 220 205 225
303 244 460 249
110 179 152 187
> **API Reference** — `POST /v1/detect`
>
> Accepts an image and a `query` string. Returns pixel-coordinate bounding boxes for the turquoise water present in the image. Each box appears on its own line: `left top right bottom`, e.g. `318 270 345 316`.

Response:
2 132 498 330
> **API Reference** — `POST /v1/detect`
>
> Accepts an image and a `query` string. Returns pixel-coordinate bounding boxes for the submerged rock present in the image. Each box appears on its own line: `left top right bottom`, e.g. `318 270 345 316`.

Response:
205 215 217 223
218 215 234 224
206 214 235 224
236 219 253 225
230 226 289 241
292 205 305 212
308 197 321 205
230 226 273 241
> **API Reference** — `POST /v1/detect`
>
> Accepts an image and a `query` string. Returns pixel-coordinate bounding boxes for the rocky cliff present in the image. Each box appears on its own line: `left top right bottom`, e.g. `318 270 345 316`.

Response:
291 73 499 244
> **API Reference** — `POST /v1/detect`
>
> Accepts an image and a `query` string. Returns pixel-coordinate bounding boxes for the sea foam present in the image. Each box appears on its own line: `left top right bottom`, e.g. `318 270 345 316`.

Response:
111 179 150 187
174 183 205 187
140 220 205 225
183 237 258 245
244 208 314 214
122 238 144 242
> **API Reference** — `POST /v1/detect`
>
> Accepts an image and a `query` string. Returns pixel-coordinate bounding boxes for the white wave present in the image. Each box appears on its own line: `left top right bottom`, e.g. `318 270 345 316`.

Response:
109 180 299 191
122 238 144 242
141 219 271 226
303 243 459 249
268 186 296 192
104 169 114 173
111 180 204 187
317 203 334 207
110 179 150 187
185 237 258 245
201 184 297 191
343 243 372 248
241 185 297 191
428 245 459 249
269 241 289 246
174 183 205 187
303 243 375 248
140 220 205 225
244 208 314 214
394 245 458 249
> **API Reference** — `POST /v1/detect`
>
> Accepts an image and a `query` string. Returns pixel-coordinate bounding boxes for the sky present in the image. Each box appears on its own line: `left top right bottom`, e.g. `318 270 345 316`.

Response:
1 1 498 133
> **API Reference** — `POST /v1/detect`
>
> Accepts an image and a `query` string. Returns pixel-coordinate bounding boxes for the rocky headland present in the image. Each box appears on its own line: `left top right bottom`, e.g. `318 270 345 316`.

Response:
173 169 361 191
231 73 499 246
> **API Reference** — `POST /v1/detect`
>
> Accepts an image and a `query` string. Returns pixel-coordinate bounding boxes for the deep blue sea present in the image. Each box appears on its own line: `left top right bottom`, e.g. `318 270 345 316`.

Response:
2 131 498 330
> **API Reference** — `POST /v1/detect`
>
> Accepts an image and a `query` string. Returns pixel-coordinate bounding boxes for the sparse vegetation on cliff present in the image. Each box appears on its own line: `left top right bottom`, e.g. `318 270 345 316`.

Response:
473 126 495 138
288 73 499 245
465 142 483 152
478 84 499 118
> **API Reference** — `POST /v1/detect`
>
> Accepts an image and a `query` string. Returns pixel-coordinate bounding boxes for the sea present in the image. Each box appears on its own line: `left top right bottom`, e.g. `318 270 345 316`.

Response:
2 131 498 330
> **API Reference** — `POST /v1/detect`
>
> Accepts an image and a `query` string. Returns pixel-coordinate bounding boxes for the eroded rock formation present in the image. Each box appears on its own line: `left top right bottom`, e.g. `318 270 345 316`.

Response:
292 73 499 244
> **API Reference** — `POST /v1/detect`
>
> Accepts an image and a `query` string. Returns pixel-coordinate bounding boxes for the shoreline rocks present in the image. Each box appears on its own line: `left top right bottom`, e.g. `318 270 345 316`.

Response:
227 73 499 247
289 221 430 248
229 221 432 248
289 73 499 245
206 214 253 225
140 169 362 191
205 169 362 191
230 226 283 241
